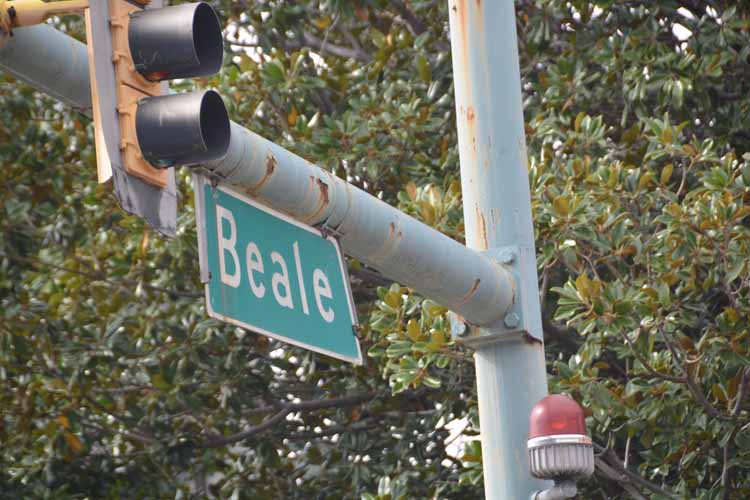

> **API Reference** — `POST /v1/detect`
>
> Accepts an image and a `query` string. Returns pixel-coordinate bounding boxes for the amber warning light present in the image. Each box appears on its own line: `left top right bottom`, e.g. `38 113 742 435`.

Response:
527 394 595 480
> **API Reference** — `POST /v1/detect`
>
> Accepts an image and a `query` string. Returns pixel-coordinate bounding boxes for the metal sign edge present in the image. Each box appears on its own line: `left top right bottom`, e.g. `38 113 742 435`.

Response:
193 174 363 365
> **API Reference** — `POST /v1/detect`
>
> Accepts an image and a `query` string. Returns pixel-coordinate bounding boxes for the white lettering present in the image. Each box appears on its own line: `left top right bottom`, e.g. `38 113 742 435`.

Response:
271 252 294 309
293 242 310 315
246 242 266 298
313 269 334 323
216 205 240 288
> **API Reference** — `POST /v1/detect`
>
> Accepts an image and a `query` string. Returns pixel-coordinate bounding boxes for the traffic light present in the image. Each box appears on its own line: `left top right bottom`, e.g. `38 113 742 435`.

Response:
86 0 230 235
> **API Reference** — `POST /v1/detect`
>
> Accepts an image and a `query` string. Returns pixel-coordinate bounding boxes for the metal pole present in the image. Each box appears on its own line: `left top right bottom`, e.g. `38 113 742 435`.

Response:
448 0 549 498
3 24 547 494
0 25 517 327
0 24 91 109
201 124 515 326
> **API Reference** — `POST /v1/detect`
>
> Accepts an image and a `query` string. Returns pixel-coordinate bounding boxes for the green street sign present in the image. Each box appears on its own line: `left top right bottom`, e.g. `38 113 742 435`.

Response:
194 176 362 364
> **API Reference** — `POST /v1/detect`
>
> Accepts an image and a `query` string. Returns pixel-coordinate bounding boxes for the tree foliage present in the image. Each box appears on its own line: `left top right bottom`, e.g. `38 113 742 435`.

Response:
1 0 750 498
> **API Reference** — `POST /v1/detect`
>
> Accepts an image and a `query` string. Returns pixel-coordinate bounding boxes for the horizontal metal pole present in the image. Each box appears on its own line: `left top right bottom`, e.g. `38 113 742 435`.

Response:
0 24 91 109
204 123 515 325
0 24 517 326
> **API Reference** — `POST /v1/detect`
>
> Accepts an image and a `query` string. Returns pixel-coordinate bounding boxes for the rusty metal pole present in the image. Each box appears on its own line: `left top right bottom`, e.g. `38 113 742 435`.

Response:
448 0 550 498
1 24 518 329
200 123 516 326
4 20 549 496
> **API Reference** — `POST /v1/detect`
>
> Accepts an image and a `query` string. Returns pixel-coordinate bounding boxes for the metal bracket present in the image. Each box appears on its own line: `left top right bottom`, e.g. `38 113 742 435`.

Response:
315 219 344 240
1 0 90 32
451 245 537 348
192 173 211 285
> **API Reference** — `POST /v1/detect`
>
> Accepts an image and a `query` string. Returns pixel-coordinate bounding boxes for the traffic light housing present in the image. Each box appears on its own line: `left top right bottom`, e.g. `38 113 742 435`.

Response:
86 0 230 235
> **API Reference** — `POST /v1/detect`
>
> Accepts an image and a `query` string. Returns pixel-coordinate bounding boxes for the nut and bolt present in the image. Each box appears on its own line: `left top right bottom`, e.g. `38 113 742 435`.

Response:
449 312 468 337
499 249 516 265
503 312 521 329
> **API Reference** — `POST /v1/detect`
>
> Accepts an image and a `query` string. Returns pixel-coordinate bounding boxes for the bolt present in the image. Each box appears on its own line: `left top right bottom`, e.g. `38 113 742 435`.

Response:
449 312 468 337
503 312 520 329
499 249 516 265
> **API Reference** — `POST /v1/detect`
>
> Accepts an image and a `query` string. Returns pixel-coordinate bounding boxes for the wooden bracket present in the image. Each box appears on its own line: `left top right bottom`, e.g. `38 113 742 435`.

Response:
108 0 166 188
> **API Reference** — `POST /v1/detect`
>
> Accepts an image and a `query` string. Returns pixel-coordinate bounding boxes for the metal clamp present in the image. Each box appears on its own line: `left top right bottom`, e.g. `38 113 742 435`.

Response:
531 480 578 500
451 245 542 347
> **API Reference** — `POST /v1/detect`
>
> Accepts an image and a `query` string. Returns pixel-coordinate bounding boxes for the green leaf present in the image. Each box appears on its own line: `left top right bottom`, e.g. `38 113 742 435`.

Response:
417 54 432 83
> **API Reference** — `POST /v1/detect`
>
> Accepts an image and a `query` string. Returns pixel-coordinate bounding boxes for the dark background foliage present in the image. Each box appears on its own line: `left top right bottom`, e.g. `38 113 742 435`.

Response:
1 1 749 498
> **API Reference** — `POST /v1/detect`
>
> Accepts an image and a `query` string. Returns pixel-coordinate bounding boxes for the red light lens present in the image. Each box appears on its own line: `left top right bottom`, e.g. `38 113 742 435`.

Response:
528 394 587 439
145 71 171 82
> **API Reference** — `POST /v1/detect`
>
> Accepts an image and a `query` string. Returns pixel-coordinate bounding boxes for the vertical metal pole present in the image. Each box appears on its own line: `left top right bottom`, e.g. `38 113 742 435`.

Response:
448 1 549 498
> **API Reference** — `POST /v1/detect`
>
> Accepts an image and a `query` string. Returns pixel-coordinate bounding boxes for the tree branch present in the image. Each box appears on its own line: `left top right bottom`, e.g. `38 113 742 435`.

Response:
732 367 750 417
196 392 375 448
389 0 427 35
721 424 742 499
9 254 203 299
286 418 381 441
594 443 680 499
618 328 686 383
658 326 732 421
350 265 391 287
720 368 750 498
296 32 372 63
197 406 293 449
80 419 158 447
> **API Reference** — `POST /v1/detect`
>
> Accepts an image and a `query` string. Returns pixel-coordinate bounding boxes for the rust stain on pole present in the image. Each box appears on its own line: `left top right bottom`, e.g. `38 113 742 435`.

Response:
475 205 488 250
265 153 277 175
458 278 481 305
369 220 403 263
466 105 478 155
302 176 331 223
522 331 544 346
454 0 470 72
317 178 330 204
247 152 277 195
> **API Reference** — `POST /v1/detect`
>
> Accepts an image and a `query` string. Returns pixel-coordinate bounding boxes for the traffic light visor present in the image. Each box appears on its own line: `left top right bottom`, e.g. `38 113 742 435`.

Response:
135 89 230 168
128 2 223 81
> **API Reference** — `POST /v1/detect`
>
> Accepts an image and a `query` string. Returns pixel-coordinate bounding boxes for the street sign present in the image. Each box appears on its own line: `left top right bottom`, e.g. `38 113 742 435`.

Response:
194 176 362 365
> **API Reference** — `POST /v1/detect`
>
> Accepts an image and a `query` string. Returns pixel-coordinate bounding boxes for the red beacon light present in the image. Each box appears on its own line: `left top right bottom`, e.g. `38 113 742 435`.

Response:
527 395 595 481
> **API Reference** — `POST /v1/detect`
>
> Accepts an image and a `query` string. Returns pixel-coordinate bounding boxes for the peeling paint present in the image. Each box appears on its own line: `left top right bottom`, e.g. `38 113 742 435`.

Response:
475 205 488 250
317 178 330 205
302 176 332 224
369 219 403 263
266 153 277 174
522 331 543 346
456 0 470 77
247 151 277 195
458 278 481 305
